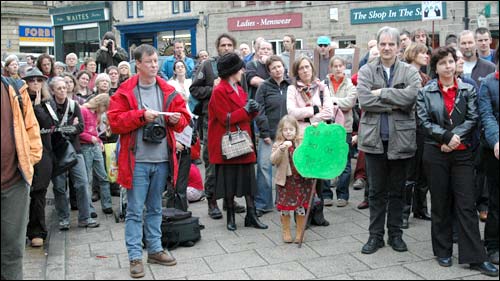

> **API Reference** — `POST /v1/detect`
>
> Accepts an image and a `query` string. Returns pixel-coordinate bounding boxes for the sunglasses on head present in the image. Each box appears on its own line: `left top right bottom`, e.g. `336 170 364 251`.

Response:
318 44 328 48
28 78 44 83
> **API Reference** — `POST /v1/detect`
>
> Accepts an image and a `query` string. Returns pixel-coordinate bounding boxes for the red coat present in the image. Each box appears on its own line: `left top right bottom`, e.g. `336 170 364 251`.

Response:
208 79 257 164
107 75 191 189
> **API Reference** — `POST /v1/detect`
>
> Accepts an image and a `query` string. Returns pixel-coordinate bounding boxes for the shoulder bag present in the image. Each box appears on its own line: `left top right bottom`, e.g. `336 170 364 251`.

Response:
221 113 253 160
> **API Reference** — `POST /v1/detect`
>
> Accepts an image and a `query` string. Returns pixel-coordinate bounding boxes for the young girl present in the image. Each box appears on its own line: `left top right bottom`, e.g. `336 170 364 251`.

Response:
271 115 315 243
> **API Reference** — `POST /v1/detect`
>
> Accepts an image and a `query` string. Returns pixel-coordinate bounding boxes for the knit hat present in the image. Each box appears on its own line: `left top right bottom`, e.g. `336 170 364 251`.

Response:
317 36 331 46
217 53 244 79
22 67 47 81
118 61 130 70
102 31 116 41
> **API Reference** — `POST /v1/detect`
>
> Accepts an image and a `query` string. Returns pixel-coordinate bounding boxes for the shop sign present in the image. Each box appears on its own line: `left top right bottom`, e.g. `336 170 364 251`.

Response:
351 3 446 24
52 9 106 26
19 25 54 43
228 13 302 31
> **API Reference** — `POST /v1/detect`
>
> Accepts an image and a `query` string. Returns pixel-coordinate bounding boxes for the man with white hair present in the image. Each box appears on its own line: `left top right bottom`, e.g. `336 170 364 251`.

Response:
65 53 79 76
246 40 273 99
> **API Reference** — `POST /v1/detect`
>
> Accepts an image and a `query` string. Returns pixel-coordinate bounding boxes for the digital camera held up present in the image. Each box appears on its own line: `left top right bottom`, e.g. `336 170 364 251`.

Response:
143 122 166 143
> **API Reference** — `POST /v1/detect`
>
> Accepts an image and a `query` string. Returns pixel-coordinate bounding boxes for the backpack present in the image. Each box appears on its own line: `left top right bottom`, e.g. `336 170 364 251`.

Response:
188 59 218 115
1 76 26 119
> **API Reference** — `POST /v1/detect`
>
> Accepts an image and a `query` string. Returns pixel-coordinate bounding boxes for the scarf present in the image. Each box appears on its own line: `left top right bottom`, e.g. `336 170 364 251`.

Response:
296 79 322 106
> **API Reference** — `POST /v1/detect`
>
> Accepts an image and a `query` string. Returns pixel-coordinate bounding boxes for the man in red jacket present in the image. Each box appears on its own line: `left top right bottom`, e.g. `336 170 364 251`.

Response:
107 44 190 278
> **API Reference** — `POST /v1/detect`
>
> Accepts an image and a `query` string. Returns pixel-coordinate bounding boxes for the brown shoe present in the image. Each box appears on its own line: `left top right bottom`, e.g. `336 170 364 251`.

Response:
147 250 177 266
479 211 488 222
129 260 145 278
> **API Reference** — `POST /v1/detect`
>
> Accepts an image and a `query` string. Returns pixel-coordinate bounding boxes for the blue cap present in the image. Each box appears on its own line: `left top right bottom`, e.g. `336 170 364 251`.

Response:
317 36 331 45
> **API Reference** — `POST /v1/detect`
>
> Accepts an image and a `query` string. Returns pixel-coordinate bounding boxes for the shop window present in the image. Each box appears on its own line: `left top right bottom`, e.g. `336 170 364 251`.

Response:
246 1 256 6
127 1 134 18
32 1 47 6
137 1 144 18
270 39 303 55
172 1 180 14
63 27 99 61
157 30 192 56
183 1 191 12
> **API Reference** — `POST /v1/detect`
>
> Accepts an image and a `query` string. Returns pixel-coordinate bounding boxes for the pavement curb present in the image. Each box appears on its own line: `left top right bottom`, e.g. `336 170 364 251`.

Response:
44 198 66 280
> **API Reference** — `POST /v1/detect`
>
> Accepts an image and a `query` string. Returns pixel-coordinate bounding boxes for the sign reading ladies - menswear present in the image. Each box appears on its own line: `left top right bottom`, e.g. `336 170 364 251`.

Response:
351 3 446 24
228 13 302 31
52 9 106 26
19 26 54 42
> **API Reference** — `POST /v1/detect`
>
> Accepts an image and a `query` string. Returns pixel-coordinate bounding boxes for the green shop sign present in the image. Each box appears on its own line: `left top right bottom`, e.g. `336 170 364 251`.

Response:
351 3 446 25
52 9 106 26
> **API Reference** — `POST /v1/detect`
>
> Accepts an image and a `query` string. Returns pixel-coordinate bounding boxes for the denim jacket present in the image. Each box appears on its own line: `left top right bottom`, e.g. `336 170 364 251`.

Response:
478 72 499 149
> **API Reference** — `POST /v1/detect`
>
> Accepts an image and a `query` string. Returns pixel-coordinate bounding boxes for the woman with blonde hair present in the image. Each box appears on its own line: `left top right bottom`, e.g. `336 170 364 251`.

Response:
80 93 114 216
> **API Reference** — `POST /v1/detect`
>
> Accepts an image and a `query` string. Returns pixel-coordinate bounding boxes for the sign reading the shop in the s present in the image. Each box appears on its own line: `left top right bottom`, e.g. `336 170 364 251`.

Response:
52 9 106 26
350 3 446 24
228 13 302 31
19 26 54 42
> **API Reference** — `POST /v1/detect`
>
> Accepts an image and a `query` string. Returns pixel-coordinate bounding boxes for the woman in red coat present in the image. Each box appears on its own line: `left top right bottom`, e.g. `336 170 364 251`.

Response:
208 53 268 231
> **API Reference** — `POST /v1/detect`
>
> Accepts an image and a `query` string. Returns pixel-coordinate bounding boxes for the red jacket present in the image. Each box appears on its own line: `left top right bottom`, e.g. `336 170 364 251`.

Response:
208 79 257 164
107 75 191 189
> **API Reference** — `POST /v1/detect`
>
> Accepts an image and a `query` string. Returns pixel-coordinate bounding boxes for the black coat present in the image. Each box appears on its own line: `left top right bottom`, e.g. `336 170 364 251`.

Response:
255 77 290 140
417 79 478 147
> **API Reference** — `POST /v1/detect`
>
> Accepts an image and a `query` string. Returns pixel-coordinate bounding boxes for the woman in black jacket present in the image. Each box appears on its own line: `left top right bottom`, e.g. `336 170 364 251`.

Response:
416 46 497 276
254 55 290 216
49 77 100 231
23 68 55 247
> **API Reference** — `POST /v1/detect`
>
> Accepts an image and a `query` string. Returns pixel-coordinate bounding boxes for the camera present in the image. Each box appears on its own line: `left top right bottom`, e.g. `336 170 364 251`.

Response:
143 122 166 143
106 40 113 51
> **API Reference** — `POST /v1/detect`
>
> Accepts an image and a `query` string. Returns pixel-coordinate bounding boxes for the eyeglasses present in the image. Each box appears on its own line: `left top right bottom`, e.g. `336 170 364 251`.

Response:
318 44 328 48
28 78 44 83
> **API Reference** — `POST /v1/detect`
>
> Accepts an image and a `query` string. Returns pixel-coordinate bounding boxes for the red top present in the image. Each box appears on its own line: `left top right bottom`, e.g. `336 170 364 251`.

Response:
351 73 358 86
188 164 203 191
438 78 466 150
208 79 258 164
80 107 102 144
329 75 344 93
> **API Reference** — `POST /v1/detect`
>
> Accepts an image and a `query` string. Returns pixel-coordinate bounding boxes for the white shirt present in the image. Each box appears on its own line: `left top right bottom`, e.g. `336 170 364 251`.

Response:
167 78 193 114
463 60 476 79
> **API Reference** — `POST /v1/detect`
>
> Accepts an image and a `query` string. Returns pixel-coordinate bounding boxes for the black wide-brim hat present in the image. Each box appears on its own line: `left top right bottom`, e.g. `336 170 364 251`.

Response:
217 53 244 79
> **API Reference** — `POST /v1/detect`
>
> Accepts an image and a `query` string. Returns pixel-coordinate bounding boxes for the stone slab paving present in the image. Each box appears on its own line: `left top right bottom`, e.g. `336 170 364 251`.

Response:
22 163 498 280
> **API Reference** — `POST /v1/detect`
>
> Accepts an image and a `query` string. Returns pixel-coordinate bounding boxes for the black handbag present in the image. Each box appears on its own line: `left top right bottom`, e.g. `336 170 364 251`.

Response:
221 113 253 160
52 139 78 176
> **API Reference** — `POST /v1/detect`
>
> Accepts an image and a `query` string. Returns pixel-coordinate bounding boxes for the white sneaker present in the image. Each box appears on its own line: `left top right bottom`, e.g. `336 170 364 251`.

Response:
324 198 334 207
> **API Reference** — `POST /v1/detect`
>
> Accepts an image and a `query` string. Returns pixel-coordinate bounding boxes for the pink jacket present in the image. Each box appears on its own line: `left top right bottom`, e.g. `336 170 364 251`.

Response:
80 106 101 145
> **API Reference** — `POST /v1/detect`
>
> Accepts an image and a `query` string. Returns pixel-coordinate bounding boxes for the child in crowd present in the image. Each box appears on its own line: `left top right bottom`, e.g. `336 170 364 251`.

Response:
186 163 205 203
271 115 314 243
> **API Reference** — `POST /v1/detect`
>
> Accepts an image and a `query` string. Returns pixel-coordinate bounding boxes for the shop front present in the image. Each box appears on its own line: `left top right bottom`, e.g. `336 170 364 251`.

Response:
49 2 111 62
115 18 198 59
18 23 55 55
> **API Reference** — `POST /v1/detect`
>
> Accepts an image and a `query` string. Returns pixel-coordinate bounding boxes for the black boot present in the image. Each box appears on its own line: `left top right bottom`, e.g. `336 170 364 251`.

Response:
226 208 236 231
223 199 246 213
244 208 268 229
207 197 222 219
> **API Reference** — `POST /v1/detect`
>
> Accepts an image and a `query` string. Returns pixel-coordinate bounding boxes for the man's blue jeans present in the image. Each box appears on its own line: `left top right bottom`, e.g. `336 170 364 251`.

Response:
255 139 275 212
52 153 91 224
81 144 112 211
126 162 168 261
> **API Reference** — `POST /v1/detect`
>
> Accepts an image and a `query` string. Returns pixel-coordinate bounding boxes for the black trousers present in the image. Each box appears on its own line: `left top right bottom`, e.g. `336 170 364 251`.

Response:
483 147 499 253
202 116 216 199
405 131 428 216
27 150 52 240
423 144 487 264
365 146 409 239
166 148 191 211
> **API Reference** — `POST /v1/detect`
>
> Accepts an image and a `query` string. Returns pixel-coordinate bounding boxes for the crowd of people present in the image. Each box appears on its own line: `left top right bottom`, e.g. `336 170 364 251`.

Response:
1 24 499 280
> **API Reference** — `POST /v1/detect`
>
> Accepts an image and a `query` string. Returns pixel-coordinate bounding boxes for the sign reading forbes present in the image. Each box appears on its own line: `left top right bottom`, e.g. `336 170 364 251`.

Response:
351 3 446 24
228 13 302 31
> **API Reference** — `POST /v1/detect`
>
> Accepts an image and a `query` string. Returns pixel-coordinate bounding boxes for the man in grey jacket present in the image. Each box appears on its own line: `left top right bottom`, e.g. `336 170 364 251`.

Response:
357 26 421 255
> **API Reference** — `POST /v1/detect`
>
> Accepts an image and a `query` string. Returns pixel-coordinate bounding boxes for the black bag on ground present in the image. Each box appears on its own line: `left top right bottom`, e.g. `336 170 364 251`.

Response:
161 216 201 250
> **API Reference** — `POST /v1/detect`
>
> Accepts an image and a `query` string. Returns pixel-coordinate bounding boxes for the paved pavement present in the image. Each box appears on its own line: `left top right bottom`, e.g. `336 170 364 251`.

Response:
23 161 498 280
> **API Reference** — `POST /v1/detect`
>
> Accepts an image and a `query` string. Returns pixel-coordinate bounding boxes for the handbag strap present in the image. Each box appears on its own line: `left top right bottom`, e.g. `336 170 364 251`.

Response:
226 113 231 134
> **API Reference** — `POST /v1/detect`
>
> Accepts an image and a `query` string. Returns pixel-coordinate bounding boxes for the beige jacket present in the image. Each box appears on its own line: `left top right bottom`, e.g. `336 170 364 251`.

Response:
325 75 357 133
270 140 301 186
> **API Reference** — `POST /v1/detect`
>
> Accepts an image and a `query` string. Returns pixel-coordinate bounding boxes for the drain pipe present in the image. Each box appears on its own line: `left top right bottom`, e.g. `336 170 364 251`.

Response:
464 1 470 30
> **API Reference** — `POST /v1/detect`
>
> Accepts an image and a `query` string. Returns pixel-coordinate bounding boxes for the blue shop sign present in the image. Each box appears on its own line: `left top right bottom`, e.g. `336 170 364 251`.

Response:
19 26 54 42
351 3 447 24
